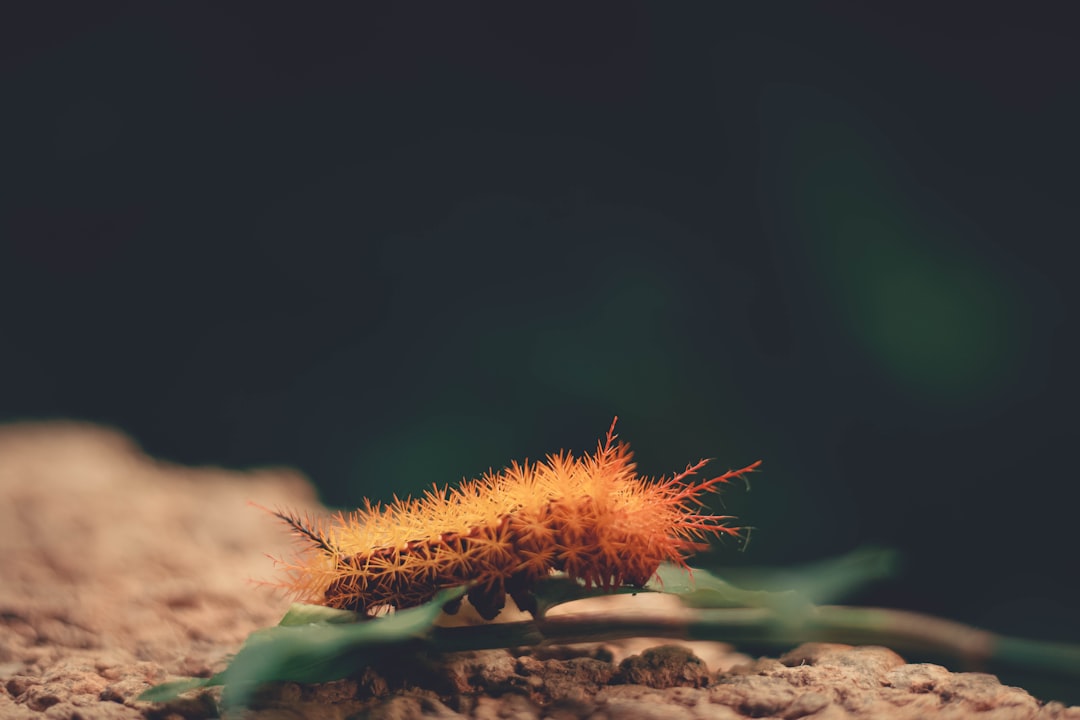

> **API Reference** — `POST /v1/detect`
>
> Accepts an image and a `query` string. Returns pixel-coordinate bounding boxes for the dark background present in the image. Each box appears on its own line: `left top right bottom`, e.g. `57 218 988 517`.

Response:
3 2 1077 696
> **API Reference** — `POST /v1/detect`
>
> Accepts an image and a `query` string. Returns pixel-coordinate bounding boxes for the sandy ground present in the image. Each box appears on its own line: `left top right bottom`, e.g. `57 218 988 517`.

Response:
1 421 1077 719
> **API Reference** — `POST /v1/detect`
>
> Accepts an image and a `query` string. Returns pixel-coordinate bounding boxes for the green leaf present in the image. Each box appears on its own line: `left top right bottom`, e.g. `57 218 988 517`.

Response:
136 674 221 703
220 586 466 709
780 546 899 604
694 546 900 604
277 602 362 626
649 564 813 618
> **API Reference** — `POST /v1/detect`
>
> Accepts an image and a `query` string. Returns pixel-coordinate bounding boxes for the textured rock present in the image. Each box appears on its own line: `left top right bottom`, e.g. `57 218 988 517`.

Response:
0 422 312 719
1 422 1076 719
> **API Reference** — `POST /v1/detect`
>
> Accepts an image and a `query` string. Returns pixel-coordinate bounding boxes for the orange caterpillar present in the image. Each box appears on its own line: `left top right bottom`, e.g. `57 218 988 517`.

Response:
269 419 760 620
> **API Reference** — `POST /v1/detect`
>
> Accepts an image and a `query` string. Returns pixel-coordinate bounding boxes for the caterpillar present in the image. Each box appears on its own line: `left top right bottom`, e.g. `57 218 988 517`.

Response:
268 419 760 621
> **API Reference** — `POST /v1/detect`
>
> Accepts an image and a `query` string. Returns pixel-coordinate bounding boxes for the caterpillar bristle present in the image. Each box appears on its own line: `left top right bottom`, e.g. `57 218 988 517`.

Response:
265 506 339 556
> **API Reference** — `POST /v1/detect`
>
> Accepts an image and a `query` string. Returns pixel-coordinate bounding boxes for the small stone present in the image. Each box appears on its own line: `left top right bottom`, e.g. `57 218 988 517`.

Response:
616 645 710 689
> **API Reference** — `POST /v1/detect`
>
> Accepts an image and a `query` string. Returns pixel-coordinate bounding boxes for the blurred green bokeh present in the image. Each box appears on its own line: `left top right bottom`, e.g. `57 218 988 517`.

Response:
762 84 1029 407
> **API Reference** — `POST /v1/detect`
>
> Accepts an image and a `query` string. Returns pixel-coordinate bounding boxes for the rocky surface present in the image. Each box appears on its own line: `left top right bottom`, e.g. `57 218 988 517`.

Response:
1 422 1076 719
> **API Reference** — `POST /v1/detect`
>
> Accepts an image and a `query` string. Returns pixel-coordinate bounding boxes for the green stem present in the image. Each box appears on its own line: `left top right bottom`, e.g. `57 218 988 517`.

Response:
430 605 1080 680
